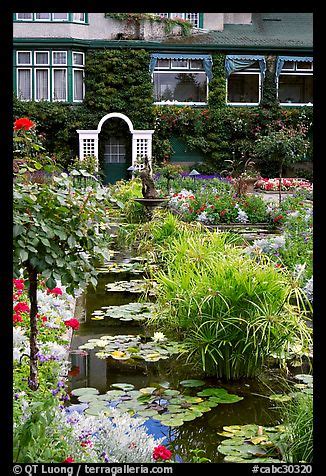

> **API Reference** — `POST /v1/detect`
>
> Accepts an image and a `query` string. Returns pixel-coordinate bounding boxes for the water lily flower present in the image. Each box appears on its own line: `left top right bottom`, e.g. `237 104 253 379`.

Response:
153 332 166 342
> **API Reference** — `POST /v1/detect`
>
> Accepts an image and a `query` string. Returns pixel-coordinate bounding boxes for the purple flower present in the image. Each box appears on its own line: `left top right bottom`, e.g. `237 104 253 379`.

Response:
51 389 59 396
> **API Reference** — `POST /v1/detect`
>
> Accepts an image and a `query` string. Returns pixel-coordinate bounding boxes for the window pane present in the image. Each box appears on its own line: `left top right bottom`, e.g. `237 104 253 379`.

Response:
296 61 313 70
282 61 295 70
35 13 50 20
35 52 49 65
53 69 67 101
171 59 188 68
53 51 67 65
157 59 170 69
157 13 169 18
17 69 31 100
73 13 85 22
53 13 68 20
190 59 203 70
227 74 260 103
35 70 49 100
16 13 32 20
74 70 84 100
73 53 84 66
104 138 126 163
154 72 207 102
17 52 31 65
170 13 185 19
278 75 313 104
185 13 199 27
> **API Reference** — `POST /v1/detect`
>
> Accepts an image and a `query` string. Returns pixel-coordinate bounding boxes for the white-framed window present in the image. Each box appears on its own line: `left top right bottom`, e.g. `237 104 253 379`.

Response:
35 13 51 21
15 49 85 102
35 69 50 101
34 51 49 65
155 13 200 27
17 51 32 65
277 61 313 106
17 69 32 101
226 62 262 105
104 137 127 164
15 13 87 23
72 52 85 66
52 51 67 65
153 58 208 105
52 69 67 101
52 13 68 21
16 13 33 20
73 69 84 102
73 13 85 22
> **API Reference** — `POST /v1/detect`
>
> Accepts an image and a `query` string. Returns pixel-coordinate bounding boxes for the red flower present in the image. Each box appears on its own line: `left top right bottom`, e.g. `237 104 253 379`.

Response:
14 302 30 314
41 316 47 322
63 457 75 463
64 319 80 331
47 287 63 296
13 313 23 324
153 445 172 461
13 279 25 291
220 210 227 216
14 117 35 131
273 215 283 223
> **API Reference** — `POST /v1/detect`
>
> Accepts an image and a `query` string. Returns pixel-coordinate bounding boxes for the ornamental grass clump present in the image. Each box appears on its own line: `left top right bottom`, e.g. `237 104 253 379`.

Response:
152 231 311 380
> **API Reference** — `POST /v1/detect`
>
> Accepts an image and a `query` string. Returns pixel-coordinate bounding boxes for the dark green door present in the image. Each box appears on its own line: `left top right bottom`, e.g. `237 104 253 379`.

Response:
103 137 129 185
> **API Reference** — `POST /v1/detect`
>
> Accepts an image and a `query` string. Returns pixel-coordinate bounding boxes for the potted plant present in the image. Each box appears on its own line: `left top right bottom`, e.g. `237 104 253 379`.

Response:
222 157 260 195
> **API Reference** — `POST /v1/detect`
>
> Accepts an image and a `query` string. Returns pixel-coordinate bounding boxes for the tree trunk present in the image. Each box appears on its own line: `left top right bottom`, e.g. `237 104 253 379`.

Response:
27 262 39 391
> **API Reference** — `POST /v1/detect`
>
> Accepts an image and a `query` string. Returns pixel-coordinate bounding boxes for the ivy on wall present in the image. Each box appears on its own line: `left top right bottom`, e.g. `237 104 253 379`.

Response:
13 50 313 177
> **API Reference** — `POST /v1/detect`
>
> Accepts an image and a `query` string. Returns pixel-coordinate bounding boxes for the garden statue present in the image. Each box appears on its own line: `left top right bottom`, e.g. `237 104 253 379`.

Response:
139 156 158 199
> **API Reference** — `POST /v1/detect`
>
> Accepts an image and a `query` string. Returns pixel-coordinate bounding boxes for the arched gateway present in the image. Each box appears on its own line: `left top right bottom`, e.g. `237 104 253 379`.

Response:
77 113 154 183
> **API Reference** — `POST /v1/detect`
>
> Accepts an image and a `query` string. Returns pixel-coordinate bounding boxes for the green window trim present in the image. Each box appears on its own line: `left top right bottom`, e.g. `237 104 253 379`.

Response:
13 48 85 103
13 13 89 24
199 13 204 29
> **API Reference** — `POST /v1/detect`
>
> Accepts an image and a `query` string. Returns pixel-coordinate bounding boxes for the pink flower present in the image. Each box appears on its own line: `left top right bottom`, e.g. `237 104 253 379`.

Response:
153 445 172 461
14 302 30 314
13 279 25 291
47 287 63 296
64 319 80 331
13 313 23 324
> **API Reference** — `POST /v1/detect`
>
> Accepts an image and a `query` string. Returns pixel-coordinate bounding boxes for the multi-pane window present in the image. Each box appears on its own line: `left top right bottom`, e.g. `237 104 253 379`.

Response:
14 13 87 23
227 62 262 105
153 58 208 104
278 60 313 105
104 137 126 164
14 50 85 102
155 13 200 27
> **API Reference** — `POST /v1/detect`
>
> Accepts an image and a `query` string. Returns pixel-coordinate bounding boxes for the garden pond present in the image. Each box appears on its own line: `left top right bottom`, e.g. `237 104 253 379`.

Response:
67 250 310 463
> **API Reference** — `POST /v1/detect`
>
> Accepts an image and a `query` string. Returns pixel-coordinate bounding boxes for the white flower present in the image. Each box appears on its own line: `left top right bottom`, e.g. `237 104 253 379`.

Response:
153 332 166 342
40 342 68 361
13 327 28 348
236 208 249 223
13 348 22 361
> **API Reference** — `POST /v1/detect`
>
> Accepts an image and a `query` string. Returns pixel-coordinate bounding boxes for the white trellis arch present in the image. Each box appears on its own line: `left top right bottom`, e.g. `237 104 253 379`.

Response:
77 112 154 172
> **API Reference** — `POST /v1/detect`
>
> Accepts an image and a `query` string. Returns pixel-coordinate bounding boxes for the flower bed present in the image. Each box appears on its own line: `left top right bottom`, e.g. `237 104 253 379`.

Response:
255 178 312 192
168 188 274 225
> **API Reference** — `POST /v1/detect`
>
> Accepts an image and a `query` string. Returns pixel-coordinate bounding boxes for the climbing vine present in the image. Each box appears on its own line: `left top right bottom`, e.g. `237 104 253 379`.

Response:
13 51 313 176
104 13 193 36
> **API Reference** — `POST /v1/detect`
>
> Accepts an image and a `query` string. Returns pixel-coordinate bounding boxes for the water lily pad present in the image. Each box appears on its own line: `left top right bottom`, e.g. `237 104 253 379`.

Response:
179 379 206 387
111 383 135 391
163 418 184 427
163 389 180 396
77 394 100 403
110 351 131 360
139 387 157 395
137 409 159 418
84 407 113 417
183 396 204 404
197 388 243 403
71 387 99 397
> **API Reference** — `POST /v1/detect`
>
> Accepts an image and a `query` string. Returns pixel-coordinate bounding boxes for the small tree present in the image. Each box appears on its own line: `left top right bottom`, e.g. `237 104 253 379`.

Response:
13 119 112 390
254 125 309 203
